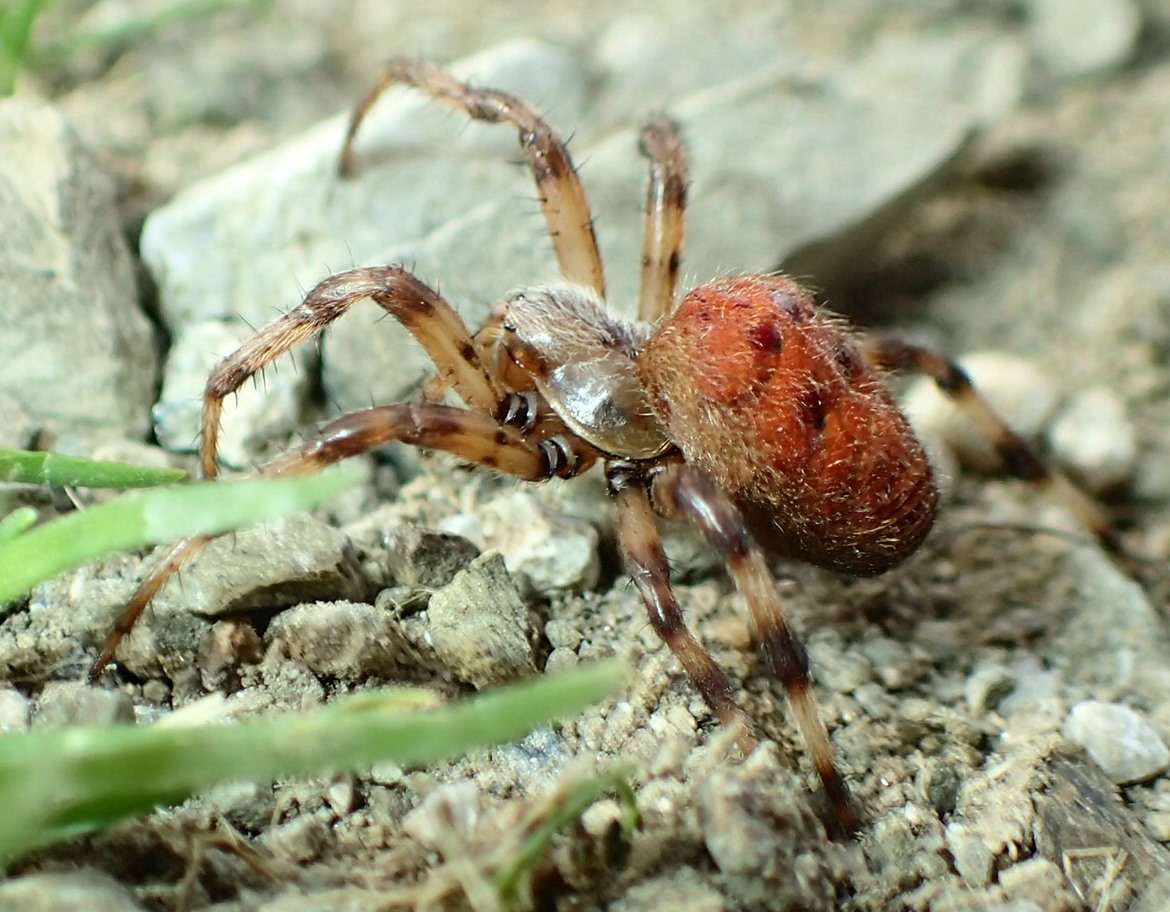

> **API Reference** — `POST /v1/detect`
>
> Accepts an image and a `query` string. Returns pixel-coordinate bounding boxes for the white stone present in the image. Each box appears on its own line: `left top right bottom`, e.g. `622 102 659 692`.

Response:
1064 700 1170 785
1027 0 1142 80
1047 385 1137 492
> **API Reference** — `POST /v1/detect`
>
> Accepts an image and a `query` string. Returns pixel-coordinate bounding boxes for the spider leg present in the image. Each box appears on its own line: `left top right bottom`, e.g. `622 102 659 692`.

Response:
608 463 755 759
649 463 858 836
864 337 1127 558
636 117 688 324
90 404 598 682
340 59 605 296
201 265 503 480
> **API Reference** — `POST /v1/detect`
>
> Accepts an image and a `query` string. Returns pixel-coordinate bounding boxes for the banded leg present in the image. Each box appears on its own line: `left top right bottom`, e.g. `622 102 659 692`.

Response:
340 59 606 296
637 117 689 324
201 265 502 480
865 338 1126 558
650 464 858 835
90 404 597 681
607 463 753 754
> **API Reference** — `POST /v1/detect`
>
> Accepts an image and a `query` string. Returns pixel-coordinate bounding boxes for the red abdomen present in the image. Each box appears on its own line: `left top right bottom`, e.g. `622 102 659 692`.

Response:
638 275 937 575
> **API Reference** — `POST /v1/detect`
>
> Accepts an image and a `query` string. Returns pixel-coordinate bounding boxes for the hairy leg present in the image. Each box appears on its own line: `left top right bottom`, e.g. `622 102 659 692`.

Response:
636 117 688 325
650 463 858 835
201 265 502 480
606 462 754 754
340 59 605 296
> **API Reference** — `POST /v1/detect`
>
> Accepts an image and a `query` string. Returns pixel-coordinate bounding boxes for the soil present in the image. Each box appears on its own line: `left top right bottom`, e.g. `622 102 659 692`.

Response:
4 2 1170 911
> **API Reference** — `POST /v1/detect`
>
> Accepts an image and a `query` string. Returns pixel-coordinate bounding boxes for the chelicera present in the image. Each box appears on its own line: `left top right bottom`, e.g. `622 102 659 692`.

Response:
91 60 1125 834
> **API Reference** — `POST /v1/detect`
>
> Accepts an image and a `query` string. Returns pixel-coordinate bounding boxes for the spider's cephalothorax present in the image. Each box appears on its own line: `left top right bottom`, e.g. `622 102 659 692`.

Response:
92 60 1126 837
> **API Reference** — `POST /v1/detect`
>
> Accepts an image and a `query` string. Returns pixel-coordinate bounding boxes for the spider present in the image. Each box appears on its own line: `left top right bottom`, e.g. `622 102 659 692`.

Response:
90 60 1125 835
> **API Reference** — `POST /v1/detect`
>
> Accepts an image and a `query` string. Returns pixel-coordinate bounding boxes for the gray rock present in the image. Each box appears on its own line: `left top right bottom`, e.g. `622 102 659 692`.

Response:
1047 548 1170 707
0 871 144 912
32 680 134 728
142 41 590 461
1063 700 1170 785
266 600 409 680
696 747 855 909
384 523 480 590
945 823 996 888
997 859 1079 910
423 551 534 688
153 514 359 620
0 97 156 444
438 489 600 594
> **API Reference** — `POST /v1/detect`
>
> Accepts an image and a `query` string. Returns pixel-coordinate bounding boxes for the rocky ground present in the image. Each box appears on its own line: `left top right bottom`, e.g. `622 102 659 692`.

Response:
3 1 1170 910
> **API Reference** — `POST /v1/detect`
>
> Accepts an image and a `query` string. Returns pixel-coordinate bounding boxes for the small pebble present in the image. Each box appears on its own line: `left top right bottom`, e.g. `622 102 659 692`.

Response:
945 823 995 888
1063 700 1170 785
439 490 599 593
965 663 1016 715
0 687 31 732
266 600 409 680
0 872 144 912
1047 385 1137 492
384 523 480 589
1026 0 1142 80
425 551 535 687
997 858 1078 909
32 681 135 728
402 781 481 849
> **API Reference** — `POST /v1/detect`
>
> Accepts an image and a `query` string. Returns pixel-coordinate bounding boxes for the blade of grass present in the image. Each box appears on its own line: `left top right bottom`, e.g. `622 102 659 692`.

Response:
0 659 626 862
0 465 361 603
0 507 37 545
0 449 187 488
33 0 266 66
0 0 46 95
496 767 639 908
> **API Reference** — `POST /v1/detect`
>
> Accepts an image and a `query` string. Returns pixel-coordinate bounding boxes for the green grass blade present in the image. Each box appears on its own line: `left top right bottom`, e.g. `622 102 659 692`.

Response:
0 466 361 603
0 659 626 862
0 507 37 545
0 0 46 95
496 767 639 907
33 0 266 65
0 449 187 488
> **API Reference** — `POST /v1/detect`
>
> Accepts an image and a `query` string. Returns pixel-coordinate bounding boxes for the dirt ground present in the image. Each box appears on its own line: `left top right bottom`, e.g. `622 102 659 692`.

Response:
4 2 1170 910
